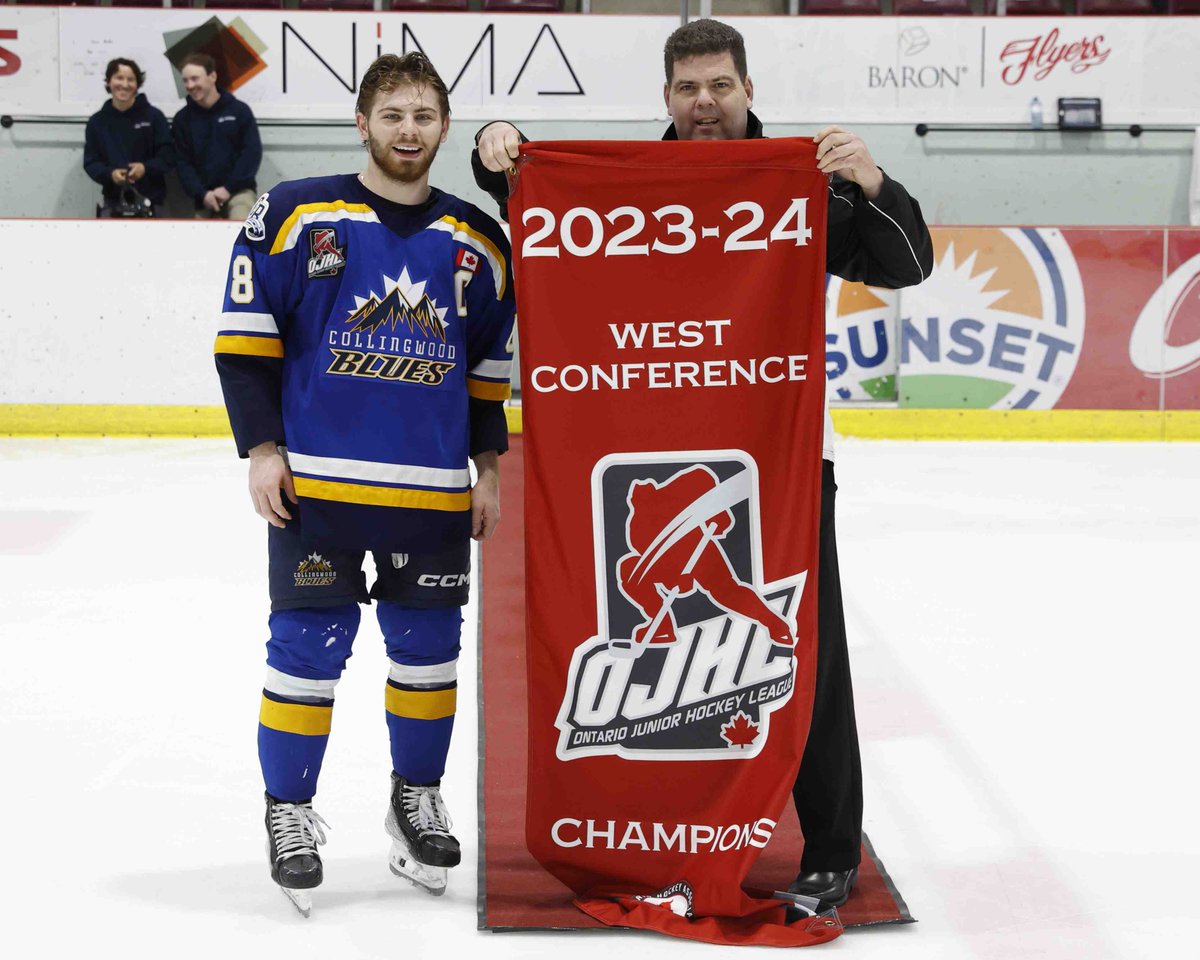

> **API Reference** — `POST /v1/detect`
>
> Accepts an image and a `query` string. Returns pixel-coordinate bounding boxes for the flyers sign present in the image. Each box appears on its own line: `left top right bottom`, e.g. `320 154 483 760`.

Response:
510 139 836 947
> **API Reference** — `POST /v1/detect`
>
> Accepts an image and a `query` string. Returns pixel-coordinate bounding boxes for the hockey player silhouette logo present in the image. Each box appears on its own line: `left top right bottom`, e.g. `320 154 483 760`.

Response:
612 465 796 659
307 227 346 279
554 451 807 761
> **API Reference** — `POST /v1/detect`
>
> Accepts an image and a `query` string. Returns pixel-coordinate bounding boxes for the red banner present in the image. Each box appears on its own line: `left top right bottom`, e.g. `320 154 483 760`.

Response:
508 140 836 946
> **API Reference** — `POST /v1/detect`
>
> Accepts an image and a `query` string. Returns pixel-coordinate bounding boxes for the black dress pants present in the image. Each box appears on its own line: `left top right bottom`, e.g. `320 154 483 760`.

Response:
792 459 864 872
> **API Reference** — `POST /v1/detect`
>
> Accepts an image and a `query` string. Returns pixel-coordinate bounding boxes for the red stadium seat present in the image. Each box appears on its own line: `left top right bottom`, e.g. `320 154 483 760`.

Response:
894 0 973 12
388 0 471 9
803 0 882 14
1168 0 1200 11
1075 0 1155 11
482 0 564 11
11 0 101 5
202 0 285 8
110 0 170 7
295 0 374 9
984 0 1066 13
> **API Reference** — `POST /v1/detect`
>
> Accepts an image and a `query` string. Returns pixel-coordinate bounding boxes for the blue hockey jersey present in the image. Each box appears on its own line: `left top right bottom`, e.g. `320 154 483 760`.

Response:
215 174 515 552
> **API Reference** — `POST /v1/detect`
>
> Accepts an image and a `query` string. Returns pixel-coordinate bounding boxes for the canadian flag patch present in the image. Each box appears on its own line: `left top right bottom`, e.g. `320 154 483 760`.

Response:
456 249 480 273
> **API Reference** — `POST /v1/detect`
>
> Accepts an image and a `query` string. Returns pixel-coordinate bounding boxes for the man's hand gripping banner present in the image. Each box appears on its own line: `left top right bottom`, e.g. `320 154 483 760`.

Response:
509 139 836 946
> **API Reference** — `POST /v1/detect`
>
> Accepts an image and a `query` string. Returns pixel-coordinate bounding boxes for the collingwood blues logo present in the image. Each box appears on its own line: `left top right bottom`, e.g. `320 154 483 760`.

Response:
326 266 457 386
294 552 336 587
555 451 806 762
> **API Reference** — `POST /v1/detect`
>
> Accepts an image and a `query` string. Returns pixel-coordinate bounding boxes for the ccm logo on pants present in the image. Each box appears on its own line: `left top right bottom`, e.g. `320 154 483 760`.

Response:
418 574 470 587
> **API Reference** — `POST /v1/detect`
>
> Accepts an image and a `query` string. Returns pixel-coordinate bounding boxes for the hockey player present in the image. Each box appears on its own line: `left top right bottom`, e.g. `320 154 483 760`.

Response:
214 53 515 916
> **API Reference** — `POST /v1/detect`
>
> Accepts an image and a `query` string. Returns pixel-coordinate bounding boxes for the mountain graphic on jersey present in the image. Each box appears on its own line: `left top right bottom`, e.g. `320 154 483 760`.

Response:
346 266 449 342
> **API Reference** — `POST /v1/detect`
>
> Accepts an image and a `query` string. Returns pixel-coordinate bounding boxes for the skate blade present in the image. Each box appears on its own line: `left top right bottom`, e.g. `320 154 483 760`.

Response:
388 842 447 896
280 886 313 918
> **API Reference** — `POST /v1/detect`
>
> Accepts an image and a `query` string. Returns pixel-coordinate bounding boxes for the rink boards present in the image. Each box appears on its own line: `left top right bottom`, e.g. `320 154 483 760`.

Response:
1 219 1198 440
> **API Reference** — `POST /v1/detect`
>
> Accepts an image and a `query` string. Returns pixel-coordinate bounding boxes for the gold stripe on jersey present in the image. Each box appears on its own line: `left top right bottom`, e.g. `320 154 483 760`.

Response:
270 202 379 255
214 334 284 358
293 477 470 512
466 378 512 401
259 696 333 736
429 216 508 300
385 684 457 721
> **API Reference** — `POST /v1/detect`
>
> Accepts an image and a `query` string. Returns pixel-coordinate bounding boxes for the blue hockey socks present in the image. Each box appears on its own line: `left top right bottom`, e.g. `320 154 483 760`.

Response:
258 604 360 801
378 603 462 784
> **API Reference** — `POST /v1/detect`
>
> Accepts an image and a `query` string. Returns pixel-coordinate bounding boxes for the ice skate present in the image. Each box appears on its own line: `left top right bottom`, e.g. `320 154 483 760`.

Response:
384 773 459 896
265 792 329 918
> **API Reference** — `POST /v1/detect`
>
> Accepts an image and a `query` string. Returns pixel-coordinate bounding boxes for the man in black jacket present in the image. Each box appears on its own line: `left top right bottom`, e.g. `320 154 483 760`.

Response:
173 53 262 220
473 19 933 908
83 58 174 217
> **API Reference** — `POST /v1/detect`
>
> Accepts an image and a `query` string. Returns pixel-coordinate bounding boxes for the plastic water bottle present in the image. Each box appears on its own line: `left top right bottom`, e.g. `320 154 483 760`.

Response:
1029 97 1044 130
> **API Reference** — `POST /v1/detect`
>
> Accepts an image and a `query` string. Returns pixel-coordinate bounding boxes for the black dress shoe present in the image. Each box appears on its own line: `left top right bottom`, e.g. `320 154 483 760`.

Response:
787 867 858 907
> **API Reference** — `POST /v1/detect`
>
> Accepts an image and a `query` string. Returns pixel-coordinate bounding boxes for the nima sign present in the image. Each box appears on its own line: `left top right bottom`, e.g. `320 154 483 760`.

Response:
279 19 584 100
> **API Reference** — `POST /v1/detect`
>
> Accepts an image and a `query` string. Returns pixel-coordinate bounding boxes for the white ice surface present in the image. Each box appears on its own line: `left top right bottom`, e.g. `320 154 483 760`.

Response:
1 438 1198 959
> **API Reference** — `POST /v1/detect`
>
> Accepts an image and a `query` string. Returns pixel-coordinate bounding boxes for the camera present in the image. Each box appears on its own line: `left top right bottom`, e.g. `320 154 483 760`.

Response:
97 177 155 218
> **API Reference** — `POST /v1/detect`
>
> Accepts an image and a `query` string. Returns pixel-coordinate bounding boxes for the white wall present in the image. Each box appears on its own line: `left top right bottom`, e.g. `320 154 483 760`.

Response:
0 219 237 404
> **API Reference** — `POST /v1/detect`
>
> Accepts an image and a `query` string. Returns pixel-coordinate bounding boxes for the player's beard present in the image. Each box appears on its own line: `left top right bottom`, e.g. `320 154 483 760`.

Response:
366 131 440 185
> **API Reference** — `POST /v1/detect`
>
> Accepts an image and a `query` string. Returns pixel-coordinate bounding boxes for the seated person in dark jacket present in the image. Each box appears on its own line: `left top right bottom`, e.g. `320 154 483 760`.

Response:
173 53 263 221
83 58 174 217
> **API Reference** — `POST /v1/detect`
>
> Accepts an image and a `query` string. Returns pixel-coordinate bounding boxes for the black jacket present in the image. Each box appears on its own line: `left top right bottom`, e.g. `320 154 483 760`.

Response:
83 94 174 205
172 90 262 206
472 111 933 289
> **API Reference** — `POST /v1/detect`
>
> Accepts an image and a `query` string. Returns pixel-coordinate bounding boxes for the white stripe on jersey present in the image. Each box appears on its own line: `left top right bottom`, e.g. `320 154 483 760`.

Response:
220 311 279 335
275 209 381 254
469 358 512 379
287 452 470 490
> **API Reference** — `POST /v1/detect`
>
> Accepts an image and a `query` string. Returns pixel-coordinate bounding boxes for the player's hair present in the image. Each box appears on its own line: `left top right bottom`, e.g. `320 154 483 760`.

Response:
663 18 748 82
180 53 218 76
104 57 145 91
355 53 451 119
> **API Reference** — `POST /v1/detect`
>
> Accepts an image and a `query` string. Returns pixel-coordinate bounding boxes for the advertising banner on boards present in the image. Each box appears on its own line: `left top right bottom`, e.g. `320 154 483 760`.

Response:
2 9 1198 125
